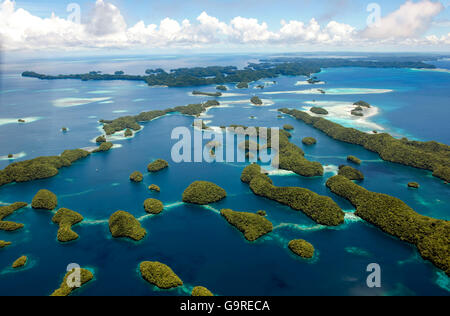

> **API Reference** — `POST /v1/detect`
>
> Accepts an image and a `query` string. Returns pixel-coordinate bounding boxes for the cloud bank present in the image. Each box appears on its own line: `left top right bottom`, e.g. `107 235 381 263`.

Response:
0 0 448 51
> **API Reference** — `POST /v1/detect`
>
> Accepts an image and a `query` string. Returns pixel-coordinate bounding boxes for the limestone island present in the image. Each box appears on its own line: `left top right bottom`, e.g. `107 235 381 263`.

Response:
109 210 147 241
288 239 315 258
93 142 113 152
130 171 144 182
148 184 161 192
302 137 317 145
140 261 183 289
283 124 294 131
256 210 267 217
221 209 273 241
12 255 28 268
347 155 361 165
144 198 164 214
353 100 371 108
241 164 344 226
351 108 364 117
338 165 364 181
216 85 227 91
51 268 94 296
124 128 133 137
147 159 169 172
0 149 90 187
251 96 263 105
32 189 57 210
236 82 249 89
278 108 450 183
61 127 68 133
0 240 12 248
408 182 420 189
0 202 27 231
52 208 84 242
192 90 222 97
326 175 450 276
310 107 328 115
182 181 227 205
96 135 106 143
192 286 214 296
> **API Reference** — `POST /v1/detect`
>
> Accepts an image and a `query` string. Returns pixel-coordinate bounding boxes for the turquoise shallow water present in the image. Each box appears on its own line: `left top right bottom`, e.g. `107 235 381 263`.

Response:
0 55 448 296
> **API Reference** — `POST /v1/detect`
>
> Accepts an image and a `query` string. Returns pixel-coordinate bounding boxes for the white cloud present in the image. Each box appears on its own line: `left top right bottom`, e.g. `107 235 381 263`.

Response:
0 0 448 51
361 0 444 39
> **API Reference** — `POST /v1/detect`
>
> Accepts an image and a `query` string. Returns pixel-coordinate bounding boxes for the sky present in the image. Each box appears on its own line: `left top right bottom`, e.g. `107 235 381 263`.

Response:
0 0 449 55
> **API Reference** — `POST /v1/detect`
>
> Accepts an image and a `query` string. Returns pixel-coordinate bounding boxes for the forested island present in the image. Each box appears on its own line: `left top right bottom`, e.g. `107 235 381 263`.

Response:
22 58 435 88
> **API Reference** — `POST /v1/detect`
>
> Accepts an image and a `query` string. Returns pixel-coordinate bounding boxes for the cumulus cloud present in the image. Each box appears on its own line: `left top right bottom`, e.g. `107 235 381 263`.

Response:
361 0 444 39
0 0 448 51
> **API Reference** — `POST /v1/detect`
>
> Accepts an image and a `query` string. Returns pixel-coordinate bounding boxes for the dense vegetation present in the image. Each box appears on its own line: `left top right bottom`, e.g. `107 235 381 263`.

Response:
408 182 420 189
52 208 84 242
338 165 364 181
182 181 227 205
347 155 361 165
129 171 143 182
326 175 449 275
93 142 113 152
0 149 90 187
0 240 12 248
310 107 328 115
251 96 263 105
147 159 169 172
283 124 294 131
51 268 94 296
236 82 249 89
12 256 27 268
353 101 371 108
0 202 27 231
192 286 214 296
216 85 227 91
241 164 344 226
109 210 147 241
144 198 164 214
140 261 183 289
279 108 450 182
32 189 57 210
288 239 315 258
220 209 273 241
148 184 161 192
192 90 222 97
302 137 317 145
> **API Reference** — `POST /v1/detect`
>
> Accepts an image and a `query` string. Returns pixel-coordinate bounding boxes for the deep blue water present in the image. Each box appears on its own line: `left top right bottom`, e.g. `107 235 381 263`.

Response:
0 55 448 296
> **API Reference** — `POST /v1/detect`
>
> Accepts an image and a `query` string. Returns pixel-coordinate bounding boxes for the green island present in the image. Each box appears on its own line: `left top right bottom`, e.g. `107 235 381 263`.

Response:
241 164 344 226
12 256 28 268
23 59 434 88
216 85 227 91
147 159 169 172
251 96 263 105
236 82 249 89
288 239 315 258
130 171 144 182
0 202 27 231
0 149 90 187
32 189 57 210
283 124 294 131
302 137 317 145
96 135 106 143
192 90 222 97
338 165 364 181
148 184 161 192
326 175 450 276
109 210 147 241
347 155 361 165
310 107 329 115
52 208 84 242
257 210 267 216
51 268 94 296
351 108 364 117
192 286 214 296
61 127 68 133
279 108 450 182
93 142 113 152
408 182 420 189
220 209 273 241
124 128 133 137
353 100 371 108
140 261 183 289
182 181 227 205
0 240 12 248
144 198 164 214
